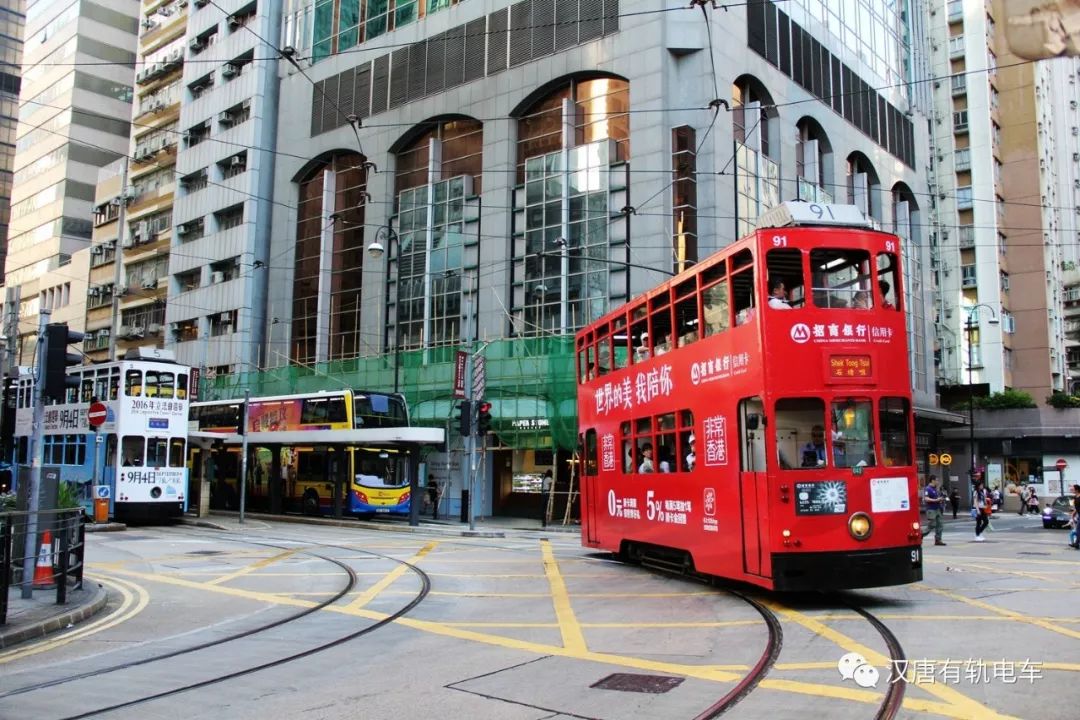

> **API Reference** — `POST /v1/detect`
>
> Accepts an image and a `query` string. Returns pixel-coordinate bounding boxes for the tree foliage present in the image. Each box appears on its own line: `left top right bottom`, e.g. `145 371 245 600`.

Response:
1047 391 1080 409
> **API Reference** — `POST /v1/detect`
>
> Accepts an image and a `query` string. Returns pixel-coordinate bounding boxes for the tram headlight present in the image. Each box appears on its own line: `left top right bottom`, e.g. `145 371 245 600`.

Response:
848 512 872 541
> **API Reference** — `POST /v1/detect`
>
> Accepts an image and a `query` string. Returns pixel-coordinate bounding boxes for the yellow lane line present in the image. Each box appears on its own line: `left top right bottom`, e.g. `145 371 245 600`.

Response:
541 539 587 653
931 554 1080 567
206 549 301 586
0 575 150 664
765 600 1018 720
755 678 965 719
919 586 1080 640
344 541 438 611
101 567 320 609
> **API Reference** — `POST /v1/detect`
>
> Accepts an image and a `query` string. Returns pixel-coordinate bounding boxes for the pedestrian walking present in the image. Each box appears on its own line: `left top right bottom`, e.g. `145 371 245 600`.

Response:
949 487 960 519
1018 484 1030 515
1068 484 1079 550
922 475 946 545
425 474 441 520
1026 487 1040 516
972 480 991 542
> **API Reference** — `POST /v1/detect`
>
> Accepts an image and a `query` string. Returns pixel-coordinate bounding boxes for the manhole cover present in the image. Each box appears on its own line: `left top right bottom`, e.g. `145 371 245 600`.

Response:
591 673 684 694
186 550 225 556
1017 552 1050 556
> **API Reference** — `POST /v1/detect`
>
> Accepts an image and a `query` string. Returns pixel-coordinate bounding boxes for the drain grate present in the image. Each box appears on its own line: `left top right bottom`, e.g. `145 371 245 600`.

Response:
591 673 684 694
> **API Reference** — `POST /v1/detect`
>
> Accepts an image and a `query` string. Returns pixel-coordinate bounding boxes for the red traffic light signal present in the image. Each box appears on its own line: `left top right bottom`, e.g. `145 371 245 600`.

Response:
476 401 492 435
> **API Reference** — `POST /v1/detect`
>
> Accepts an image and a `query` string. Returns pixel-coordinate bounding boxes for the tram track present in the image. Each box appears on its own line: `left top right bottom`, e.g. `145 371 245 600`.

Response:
834 594 908 720
1 529 431 719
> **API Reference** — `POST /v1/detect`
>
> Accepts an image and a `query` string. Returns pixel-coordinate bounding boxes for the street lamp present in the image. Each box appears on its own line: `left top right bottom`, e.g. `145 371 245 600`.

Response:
366 225 401 393
965 303 999 486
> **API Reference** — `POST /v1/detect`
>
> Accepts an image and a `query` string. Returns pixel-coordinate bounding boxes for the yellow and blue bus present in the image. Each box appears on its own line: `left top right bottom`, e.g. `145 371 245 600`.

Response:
189 390 427 517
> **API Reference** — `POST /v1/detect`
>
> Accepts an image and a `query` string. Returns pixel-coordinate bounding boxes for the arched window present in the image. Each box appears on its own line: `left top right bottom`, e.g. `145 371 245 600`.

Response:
513 75 630 336
292 152 368 364
847 153 880 220
795 117 832 203
733 76 780 236
892 183 928 393
391 118 483 352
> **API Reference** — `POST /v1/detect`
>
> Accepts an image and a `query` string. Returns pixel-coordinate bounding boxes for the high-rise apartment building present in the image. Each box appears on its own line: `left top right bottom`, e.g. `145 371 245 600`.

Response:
929 0 1080 485
0 0 23 276
3 0 138 363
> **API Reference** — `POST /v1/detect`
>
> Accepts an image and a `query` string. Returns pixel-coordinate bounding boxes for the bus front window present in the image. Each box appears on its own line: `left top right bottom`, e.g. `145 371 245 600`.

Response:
832 399 876 468
774 398 826 470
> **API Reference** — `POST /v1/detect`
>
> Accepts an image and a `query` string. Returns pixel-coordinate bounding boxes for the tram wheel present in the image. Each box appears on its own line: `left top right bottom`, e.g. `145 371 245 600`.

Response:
302 490 320 516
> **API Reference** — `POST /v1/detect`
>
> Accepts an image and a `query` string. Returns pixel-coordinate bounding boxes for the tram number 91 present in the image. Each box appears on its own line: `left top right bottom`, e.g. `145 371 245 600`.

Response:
910 548 922 566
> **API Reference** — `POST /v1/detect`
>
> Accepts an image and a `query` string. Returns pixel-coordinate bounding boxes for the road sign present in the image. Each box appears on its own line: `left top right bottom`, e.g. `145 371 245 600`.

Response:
928 453 939 466
1056 458 1068 471
93 485 111 499
87 401 108 428
452 351 467 399
472 354 486 400
939 453 953 466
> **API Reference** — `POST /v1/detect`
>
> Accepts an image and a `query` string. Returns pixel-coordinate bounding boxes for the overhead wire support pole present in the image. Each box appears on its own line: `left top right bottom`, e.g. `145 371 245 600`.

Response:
239 388 250 524
21 309 50 599
463 279 477 531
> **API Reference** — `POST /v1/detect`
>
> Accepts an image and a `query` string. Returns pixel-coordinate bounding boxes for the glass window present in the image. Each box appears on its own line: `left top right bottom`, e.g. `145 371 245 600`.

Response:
125 370 143 397
832 399 876 468
169 439 186 467
634 417 655 474
876 252 900 310
146 437 169 467
679 410 696 471
702 280 729 337
584 430 597 476
879 397 911 466
122 436 144 466
774 398 826 469
178 373 189 400
732 267 756 325
674 279 699 347
810 248 873 308
766 248 804 308
656 413 676 473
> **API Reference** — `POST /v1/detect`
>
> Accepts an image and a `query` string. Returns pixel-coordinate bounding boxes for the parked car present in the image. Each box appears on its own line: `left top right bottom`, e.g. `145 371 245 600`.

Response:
1042 496 1074 529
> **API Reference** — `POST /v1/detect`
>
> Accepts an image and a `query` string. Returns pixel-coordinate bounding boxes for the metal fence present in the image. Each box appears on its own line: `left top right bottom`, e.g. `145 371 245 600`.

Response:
0 509 86 625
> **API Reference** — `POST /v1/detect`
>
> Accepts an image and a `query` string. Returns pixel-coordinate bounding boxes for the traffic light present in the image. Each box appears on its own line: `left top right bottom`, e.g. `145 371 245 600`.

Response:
455 400 472 437
43 323 85 401
476 401 492 435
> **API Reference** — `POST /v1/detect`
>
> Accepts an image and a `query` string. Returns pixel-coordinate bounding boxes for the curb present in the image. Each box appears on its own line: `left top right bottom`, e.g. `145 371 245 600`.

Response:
0 582 109 649
189 511 507 538
85 522 128 533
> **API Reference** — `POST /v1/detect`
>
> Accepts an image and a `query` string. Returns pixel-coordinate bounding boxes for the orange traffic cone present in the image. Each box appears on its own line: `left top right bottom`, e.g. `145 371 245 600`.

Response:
32 529 55 589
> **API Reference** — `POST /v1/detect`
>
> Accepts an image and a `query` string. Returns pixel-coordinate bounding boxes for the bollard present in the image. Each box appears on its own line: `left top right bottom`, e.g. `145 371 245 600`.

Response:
460 489 469 523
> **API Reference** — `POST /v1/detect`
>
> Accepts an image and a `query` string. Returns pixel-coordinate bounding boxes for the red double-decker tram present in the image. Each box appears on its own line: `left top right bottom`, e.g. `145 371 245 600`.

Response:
576 202 923 591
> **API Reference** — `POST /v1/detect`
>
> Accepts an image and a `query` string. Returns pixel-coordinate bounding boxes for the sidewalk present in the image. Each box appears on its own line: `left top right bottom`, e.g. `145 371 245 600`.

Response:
1 581 108 650
181 510 582 538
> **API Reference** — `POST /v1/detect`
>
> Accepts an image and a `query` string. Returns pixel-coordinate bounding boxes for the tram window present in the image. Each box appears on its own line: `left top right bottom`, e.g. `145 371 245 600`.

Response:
656 413 676 473
177 373 188 400
766 248 804 307
832 399 876 468
774 398 827 469
739 397 767 472
674 281 699 348
125 370 143 397
810 248 872 309
633 417 655 473
630 308 649 364
80 376 94 403
121 436 144 466
149 372 175 399
620 421 633 473
678 410 695 471
650 295 673 356
612 315 629 370
876 253 900 310
732 268 756 325
583 343 596 382
879 397 911 466
105 435 117 467
702 280 729 337
169 438 186 467
109 373 120 400
146 437 169 467
584 431 598 476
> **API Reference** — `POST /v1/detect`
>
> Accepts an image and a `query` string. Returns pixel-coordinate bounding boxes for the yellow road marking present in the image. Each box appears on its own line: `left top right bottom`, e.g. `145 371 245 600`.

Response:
919 586 1080 640
344 541 438 611
932 554 1080 567
541 539 587 652
0 575 150 664
207 549 300 586
765 600 1018 720
755 678 965 719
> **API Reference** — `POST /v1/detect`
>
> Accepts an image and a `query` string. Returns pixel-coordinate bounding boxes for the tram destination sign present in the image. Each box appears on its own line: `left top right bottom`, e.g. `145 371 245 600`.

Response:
794 480 848 516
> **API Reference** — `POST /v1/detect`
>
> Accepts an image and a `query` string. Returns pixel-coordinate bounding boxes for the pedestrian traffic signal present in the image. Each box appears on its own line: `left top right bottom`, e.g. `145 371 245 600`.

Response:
455 400 472 437
476 401 492 435
43 323 85 401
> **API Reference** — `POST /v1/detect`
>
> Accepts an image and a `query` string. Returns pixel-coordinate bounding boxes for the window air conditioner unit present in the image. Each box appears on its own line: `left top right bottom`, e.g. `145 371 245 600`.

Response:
189 37 205 53
230 156 244 167
122 235 135 249
131 326 145 337
228 15 242 29
151 100 166 113
118 325 132 338
88 286 100 296
219 312 232 323
148 323 163 335
211 271 225 284
222 63 238 78
142 277 157 289
141 18 157 31
218 110 233 125
91 245 102 255
176 223 189 235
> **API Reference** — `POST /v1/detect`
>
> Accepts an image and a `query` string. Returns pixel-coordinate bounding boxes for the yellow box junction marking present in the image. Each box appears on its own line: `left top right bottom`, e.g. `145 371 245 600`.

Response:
919 585 1080 640
344 541 438 611
540 539 587 652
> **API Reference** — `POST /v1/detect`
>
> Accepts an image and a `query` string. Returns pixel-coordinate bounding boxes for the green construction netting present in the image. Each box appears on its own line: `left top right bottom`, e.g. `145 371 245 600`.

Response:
199 336 579 450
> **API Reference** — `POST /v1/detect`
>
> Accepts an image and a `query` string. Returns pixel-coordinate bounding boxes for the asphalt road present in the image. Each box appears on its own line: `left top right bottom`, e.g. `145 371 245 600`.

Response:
0 513 1075 720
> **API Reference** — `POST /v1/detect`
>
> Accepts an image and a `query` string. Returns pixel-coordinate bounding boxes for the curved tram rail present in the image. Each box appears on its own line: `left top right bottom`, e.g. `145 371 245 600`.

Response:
1 531 431 719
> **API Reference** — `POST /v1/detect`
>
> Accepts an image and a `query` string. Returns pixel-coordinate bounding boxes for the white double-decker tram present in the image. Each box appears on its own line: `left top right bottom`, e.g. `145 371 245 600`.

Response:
12 348 192 522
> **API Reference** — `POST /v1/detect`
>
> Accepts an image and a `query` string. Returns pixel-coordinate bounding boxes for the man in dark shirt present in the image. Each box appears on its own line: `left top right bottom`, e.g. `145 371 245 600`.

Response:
1069 484 1079 549
923 475 946 545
